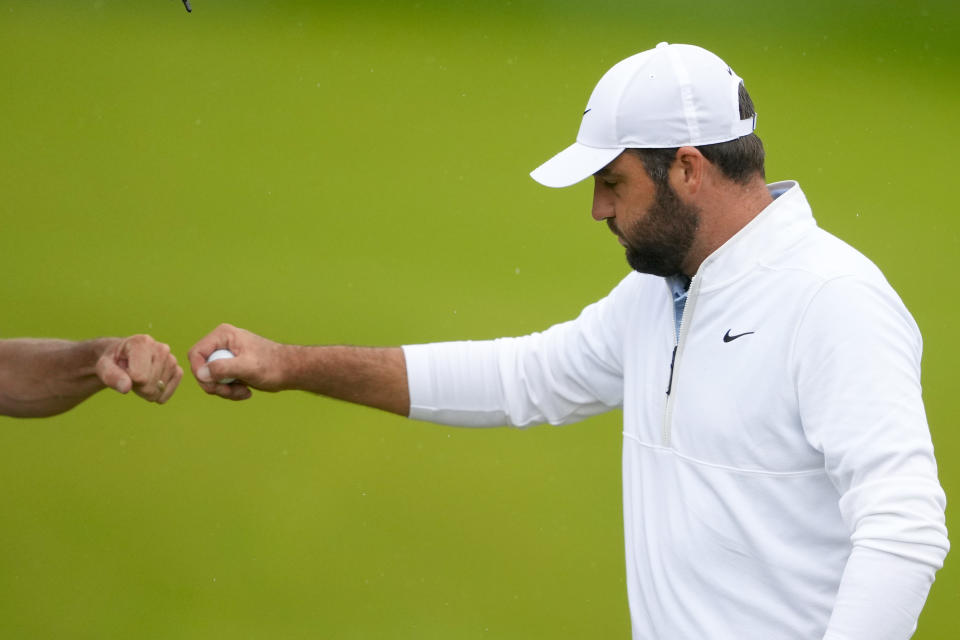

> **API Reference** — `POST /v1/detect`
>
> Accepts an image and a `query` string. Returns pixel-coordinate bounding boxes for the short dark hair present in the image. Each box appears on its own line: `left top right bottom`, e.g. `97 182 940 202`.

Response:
632 82 765 186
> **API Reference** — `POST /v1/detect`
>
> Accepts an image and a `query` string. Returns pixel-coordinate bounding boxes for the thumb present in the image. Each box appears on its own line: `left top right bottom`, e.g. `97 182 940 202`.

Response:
200 359 238 384
96 356 133 394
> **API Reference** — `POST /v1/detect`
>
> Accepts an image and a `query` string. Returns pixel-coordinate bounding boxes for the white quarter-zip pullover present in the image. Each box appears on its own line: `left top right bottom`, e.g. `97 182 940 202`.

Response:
402 181 948 639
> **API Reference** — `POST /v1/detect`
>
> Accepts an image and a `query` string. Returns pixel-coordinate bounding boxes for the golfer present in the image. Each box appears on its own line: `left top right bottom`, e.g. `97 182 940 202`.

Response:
1 334 182 417
189 42 948 639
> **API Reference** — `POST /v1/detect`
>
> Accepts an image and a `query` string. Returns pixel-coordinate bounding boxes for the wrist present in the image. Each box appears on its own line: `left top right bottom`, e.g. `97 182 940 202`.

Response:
274 342 307 391
86 337 121 358
86 337 121 375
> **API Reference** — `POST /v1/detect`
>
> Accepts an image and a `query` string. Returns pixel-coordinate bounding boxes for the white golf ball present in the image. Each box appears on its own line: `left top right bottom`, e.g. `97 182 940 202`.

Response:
206 348 236 384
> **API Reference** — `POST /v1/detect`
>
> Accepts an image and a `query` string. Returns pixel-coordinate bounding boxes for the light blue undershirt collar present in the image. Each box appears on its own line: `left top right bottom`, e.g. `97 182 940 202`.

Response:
666 274 691 340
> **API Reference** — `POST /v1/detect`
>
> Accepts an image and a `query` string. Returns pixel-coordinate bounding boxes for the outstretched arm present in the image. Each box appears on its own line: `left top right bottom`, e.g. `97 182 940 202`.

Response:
0 335 183 418
187 324 409 416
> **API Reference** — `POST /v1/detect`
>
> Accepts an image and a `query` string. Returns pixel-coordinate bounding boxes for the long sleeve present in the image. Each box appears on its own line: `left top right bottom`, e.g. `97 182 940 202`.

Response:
822 547 939 640
403 276 635 428
794 276 949 639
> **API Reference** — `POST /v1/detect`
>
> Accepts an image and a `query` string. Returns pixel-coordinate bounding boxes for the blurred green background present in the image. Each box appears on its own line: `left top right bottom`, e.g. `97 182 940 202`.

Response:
1 0 956 637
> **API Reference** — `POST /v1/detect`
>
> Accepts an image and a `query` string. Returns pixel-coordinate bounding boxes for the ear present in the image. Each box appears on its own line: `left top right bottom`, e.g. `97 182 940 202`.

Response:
670 146 705 197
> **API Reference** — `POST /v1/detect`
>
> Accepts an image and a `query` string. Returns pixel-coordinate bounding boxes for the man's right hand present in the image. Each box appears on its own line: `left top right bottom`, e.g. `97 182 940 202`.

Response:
188 323 292 401
188 324 409 414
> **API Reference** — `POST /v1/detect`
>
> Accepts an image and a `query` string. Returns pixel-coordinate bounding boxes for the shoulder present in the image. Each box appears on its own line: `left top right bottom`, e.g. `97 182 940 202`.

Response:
565 271 669 339
609 270 665 297
771 225 888 284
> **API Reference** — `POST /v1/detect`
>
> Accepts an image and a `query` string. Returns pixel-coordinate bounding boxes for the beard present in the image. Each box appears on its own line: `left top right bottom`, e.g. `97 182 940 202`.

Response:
610 182 700 277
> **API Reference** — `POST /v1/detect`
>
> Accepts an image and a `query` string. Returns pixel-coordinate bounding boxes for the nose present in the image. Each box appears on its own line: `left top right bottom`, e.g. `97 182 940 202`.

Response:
592 178 614 221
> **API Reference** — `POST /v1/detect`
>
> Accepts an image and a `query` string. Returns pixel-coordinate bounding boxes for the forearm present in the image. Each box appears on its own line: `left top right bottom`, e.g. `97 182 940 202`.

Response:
403 341 509 427
235 338 410 416
190 324 411 413
281 345 410 416
0 338 118 417
823 546 940 640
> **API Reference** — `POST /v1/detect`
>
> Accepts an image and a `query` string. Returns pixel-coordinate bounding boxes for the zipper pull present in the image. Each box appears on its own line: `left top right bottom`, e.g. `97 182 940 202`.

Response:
666 344 678 395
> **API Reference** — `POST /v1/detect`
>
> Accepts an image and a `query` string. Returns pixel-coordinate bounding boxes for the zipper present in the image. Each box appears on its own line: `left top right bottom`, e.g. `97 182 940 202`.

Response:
662 273 699 446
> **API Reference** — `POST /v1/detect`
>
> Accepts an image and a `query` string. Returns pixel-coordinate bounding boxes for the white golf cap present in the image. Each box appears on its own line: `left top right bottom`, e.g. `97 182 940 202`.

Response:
530 42 757 188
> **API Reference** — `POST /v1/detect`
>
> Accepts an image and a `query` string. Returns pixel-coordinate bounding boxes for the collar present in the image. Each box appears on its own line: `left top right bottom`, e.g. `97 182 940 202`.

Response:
665 274 691 300
694 180 817 291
